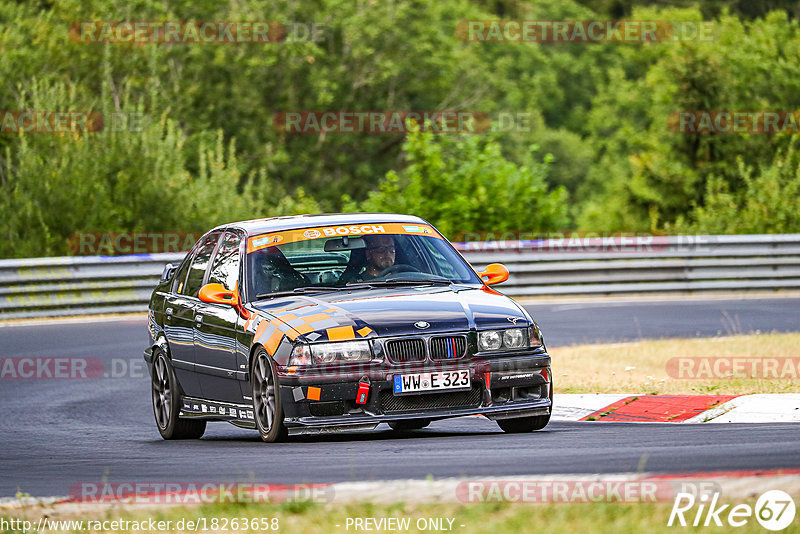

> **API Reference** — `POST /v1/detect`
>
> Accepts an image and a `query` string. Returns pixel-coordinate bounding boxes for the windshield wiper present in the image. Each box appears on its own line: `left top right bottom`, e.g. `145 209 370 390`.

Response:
256 286 347 299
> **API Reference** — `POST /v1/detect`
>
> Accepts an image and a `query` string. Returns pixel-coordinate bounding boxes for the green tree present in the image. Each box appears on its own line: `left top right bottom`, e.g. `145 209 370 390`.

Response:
674 140 800 233
0 79 318 258
351 127 568 237
577 8 800 232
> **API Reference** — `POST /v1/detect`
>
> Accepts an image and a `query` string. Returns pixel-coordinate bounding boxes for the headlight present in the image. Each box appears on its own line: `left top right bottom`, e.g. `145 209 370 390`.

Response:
503 328 525 348
288 343 312 366
478 330 502 351
478 328 528 352
311 340 372 365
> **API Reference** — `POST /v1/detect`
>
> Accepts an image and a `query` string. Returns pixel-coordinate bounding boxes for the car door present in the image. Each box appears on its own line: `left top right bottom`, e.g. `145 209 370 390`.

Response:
165 232 221 398
193 230 246 403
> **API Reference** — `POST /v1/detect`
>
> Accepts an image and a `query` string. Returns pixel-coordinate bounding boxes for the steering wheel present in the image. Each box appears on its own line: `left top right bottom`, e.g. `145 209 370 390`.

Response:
377 264 420 277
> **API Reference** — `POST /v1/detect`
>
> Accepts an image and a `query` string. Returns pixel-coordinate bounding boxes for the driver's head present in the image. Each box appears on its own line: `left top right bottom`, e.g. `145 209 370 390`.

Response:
364 235 396 273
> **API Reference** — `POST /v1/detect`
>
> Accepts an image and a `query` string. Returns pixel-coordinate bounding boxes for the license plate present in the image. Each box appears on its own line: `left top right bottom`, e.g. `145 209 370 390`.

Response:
393 370 471 395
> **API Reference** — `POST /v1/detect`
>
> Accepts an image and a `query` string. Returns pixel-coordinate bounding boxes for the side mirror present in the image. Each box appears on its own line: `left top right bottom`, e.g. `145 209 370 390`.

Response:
160 263 176 282
478 263 509 285
198 283 239 306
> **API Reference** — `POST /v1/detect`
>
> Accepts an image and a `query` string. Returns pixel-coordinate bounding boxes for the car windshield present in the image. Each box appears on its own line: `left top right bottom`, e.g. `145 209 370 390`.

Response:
246 227 481 299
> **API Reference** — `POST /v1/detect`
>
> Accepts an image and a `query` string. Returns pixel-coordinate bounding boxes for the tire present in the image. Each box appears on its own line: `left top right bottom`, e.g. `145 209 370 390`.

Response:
388 419 431 431
251 348 288 443
151 350 206 439
497 376 553 433
497 413 550 433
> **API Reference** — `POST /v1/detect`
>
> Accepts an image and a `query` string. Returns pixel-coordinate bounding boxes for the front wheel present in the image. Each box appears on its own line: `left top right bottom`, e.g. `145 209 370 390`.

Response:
388 419 430 431
251 348 288 443
151 350 206 439
497 377 553 433
497 414 550 433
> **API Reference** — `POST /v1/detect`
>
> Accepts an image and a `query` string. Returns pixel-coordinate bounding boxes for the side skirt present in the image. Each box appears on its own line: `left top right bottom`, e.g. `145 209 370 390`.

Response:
180 395 255 427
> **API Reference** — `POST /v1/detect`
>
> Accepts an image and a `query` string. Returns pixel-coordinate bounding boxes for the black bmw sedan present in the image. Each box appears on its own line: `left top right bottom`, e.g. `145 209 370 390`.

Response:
145 213 552 442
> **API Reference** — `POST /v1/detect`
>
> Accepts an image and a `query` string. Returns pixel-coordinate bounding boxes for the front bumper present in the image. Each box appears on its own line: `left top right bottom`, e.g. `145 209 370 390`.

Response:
277 354 551 435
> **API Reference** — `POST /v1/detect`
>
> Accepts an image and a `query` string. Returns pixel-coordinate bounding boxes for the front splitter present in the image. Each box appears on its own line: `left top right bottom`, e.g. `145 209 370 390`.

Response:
284 399 551 435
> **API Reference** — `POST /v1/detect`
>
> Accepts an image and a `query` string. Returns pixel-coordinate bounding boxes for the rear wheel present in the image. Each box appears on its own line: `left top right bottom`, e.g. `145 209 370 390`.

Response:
151 350 206 439
388 419 431 431
252 348 288 443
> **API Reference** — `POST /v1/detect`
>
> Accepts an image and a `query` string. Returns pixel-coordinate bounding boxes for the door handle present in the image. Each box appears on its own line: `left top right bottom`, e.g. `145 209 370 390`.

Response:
166 307 174 317
195 314 204 325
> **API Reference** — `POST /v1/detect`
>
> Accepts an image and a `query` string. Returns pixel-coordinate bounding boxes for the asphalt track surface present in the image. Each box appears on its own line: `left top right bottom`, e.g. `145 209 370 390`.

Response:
1 297 799 497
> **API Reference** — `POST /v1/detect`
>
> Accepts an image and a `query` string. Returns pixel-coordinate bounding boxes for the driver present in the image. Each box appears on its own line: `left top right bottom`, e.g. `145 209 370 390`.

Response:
359 235 396 280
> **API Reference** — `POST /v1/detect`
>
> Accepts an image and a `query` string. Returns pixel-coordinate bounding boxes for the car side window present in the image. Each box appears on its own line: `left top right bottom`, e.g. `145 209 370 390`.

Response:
207 232 242 291
181 233 221 297
171 254 193 294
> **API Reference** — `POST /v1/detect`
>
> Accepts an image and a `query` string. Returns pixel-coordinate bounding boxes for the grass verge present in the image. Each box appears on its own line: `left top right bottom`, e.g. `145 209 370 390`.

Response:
550 332 800 394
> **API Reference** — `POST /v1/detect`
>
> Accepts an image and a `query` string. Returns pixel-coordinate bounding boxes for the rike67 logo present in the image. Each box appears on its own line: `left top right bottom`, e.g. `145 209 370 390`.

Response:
668 490 796 531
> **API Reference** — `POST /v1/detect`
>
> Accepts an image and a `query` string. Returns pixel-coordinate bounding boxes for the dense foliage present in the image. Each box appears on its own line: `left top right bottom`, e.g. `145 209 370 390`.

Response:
1 0 799 257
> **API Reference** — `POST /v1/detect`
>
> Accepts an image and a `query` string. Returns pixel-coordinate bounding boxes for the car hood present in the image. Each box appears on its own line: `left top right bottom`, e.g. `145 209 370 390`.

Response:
248 285 530 341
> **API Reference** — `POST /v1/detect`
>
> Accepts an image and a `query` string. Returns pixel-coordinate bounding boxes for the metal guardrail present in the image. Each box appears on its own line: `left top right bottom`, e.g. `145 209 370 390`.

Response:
0 253 185 319
1 234 799 319
458 234 800 297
